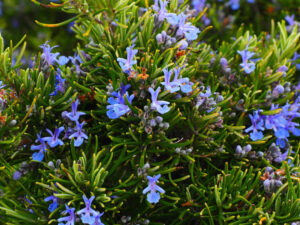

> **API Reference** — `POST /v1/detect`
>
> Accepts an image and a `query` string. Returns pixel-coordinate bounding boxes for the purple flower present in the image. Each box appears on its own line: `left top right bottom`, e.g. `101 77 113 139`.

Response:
69 121 88 147
143 174 165 203
272 85 284 98
166 13 200 41
276 65 288 77
292 52 300 70
43 126 65 148
161 67 193 94
77 195 98 224
245 110 264 141
50 69 66 96
107 83 134 119
69 52 83 75
57 56 69 66
285 15 296 31
65 99 86 122
237 47 256 74
117 45 138 74
173 67 193 93
44 195 58 212
92 212 105 225
58 204 76 225
40 41 60 66
177 40 188 50
192 0 206 13
149 87 170 114
228 0 239 10
13 171 22 180
220 57 228 69
0 81 6 89
153 0 169 22
31 133 48 162
161 68 180 93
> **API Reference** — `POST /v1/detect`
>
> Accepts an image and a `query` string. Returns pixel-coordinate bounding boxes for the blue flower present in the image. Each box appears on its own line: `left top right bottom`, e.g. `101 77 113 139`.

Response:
43 126 65 148
107 83 134 119
149 87 170 114
153 0 169 22
69 52 83 74
161 67 193 94
69 121 88 147
44 195 58 212
31 133 48 162
143 174 165 203
57 56 69 66
276 65 288 77
0 81 6 89
117 45 138 74
161 68 180 93
40 41 60 66
13 170 22 180
285 15 296 31
291 52 300 70
237 47 256 74
65 99 86 122
192 0 206 13
50 69 66 96
245 110 264 141
173 67 193 93
167 13 200 41
77 195 98 224
228 0 240 10
58 204 76 225
92 212 105 225
177 40 188 50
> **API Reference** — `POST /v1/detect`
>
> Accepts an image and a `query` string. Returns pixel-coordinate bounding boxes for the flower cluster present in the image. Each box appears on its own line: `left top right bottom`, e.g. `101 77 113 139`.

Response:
261 167 284 194
245 100 300 147
58 195 104 225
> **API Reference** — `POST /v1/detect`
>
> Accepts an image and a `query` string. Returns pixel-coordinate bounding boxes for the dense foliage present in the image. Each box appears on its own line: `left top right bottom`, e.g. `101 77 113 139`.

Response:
0 0 299 224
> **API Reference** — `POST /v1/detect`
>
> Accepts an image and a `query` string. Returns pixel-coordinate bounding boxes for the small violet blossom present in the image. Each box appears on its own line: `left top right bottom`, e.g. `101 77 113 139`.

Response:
58 204 76 225
192 0 206 13
50 69 66 96
117 45 138 74
285 15 296 31
40 41 60 66
44 195 58 212
291 52 300 70
77 195 98 224
143 174 165 203
177 40 188 50
228 0 240 10
0 81 6 89
276 65 288 77
92 212 105 225
107 83 134 119
69 121 88 147
166 13 200 41
43 126 65 148
237 47 256 74
149 87 170 114
65 99 86 122
69 52 83 75
245 110 265 141
31 133 48 162
57 56 69 66
161 67 193 94
153 0 169 22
